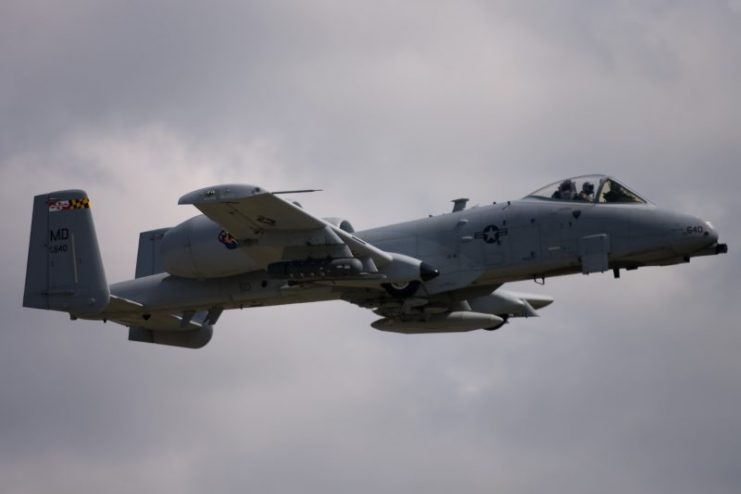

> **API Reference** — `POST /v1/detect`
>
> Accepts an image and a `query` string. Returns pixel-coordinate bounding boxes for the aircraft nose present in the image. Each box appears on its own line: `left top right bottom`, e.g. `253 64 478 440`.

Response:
663 213 720 256
685 218 728 257
703 220 719 244
702 220 728 254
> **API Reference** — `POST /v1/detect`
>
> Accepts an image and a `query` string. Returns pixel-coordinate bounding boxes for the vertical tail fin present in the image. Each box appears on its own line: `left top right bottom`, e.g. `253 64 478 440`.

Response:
135 227 170 278
23 190 109 314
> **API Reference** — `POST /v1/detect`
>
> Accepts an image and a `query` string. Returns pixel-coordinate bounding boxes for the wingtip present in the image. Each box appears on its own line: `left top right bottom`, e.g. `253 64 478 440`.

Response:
178 184 267 205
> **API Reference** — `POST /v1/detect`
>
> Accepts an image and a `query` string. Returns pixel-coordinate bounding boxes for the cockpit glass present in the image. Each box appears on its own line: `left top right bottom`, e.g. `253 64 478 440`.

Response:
596 179 645 204
525 175 647 204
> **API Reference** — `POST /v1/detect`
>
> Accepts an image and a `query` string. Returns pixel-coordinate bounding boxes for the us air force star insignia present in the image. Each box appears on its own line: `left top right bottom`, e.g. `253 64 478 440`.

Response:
475 224 508 245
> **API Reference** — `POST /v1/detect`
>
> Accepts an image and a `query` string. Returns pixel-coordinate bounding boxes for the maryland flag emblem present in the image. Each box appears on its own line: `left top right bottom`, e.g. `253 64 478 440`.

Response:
48 197 91 212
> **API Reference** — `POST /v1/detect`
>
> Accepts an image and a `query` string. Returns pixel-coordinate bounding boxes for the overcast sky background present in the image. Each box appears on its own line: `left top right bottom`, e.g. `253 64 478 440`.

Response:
1 1 740 492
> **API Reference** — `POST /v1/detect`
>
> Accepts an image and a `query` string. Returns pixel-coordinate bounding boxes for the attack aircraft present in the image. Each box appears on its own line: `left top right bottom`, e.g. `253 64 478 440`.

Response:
23 175 727 348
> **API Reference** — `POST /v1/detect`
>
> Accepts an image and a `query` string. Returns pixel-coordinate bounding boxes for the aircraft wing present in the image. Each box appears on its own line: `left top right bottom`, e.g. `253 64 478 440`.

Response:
87 295 220 332
179 184 395 267
179 185 323 238
78 295 219 349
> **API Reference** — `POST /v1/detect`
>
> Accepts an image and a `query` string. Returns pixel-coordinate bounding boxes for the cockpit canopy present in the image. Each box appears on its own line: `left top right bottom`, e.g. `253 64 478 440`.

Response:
525 175 647 204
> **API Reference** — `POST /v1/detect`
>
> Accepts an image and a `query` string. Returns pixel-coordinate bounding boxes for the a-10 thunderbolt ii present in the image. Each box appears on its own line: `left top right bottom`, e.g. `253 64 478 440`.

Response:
23 175 728 349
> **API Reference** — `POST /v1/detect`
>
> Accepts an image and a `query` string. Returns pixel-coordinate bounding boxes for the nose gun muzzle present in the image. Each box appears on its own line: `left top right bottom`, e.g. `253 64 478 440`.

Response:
689 220 727 258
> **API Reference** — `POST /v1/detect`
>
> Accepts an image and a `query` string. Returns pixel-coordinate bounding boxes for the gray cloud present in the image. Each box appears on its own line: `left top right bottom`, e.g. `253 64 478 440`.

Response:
1 1 740 493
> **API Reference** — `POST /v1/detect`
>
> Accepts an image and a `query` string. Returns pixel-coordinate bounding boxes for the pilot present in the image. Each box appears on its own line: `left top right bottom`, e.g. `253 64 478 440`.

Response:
551 180 574 200
577 182 595 202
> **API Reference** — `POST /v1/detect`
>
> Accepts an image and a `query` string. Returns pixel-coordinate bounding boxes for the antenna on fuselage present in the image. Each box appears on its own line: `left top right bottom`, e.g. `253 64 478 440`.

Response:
451 198 469 212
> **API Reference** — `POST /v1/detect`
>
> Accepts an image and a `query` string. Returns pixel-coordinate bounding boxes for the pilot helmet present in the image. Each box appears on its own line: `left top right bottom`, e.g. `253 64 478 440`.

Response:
582 182 594 194
559 180 572 191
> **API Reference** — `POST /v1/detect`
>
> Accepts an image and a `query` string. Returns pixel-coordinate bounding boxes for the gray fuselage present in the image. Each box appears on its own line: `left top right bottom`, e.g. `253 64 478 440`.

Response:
109 197 720 313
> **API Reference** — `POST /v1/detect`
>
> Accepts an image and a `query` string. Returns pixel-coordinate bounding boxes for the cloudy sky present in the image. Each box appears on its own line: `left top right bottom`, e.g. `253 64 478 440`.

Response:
1 1 740 492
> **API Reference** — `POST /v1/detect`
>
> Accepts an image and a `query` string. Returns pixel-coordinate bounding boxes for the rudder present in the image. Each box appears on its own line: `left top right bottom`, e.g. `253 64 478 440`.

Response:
23 190 109 314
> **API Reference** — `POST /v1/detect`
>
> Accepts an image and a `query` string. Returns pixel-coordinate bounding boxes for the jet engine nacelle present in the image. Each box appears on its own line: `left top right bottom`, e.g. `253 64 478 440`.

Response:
160 215 266 278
